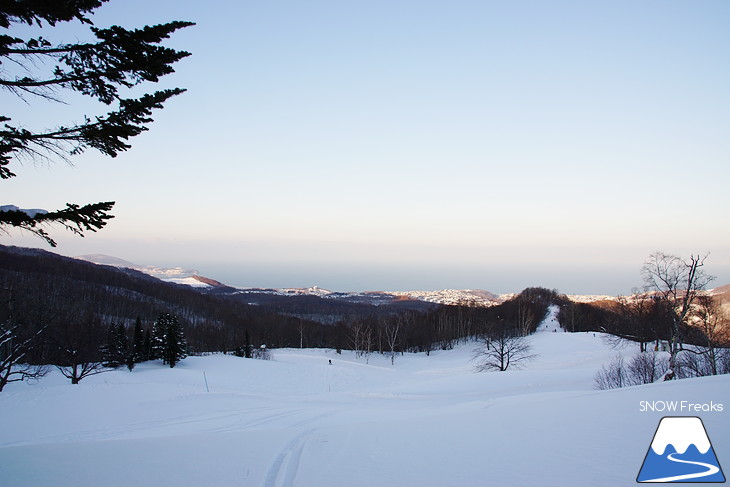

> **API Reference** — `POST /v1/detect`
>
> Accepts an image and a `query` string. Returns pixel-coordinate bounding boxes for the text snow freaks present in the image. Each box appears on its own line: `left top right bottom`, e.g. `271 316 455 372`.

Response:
639 401 724 413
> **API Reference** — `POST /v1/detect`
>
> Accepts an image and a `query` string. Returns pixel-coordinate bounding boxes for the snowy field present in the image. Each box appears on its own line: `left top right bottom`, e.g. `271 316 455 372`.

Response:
1 329 728 486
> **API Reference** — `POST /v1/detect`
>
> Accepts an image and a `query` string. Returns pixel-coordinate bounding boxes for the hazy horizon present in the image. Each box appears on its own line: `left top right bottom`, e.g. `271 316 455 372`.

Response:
9 239 728 297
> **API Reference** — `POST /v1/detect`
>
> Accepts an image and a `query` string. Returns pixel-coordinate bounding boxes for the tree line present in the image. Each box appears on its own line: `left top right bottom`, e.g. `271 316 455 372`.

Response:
0 244 559 387
582 252 730 388
3 245 728 389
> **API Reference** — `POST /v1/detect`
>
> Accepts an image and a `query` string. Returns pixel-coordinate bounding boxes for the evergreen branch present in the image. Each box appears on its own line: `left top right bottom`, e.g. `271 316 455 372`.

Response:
1 22 194 104
0 1 108 28
1 2 192 247
0 202 115 247
1 88 184 167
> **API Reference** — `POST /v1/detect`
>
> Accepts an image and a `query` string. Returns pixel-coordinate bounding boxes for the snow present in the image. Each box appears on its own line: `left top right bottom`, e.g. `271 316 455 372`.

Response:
75 254 208 287
1 334 728 487
162 276 212 288
537 304 562 332
389 289 501 305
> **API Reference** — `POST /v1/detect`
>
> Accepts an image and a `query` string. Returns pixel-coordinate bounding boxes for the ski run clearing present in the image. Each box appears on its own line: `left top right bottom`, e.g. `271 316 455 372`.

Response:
1 328 728 486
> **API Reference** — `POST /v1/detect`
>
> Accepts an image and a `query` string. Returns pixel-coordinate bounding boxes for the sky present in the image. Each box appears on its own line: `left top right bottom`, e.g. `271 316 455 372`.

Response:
3 0 730 294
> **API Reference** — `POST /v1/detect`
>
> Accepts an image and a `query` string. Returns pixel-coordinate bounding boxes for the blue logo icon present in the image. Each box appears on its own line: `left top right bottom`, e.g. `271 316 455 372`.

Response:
637 416 725 483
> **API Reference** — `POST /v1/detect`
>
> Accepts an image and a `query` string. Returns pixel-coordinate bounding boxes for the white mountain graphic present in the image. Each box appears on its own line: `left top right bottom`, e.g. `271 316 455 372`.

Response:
650 417 711 455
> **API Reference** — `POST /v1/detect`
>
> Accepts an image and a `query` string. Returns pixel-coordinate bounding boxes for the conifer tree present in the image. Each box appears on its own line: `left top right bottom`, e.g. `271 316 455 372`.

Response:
101 322 128 368
162 314 187 368
125 351 135 371
244 330 252 359
130 317 145 364
0 1 193 246
142 328 152 362
151 312 187 368
150 316 165 361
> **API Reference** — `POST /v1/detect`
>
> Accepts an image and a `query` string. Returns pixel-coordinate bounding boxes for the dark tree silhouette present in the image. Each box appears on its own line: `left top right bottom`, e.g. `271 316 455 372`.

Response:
54 315 107 384
473 319 536 372
129 317 145 368
101 322 128 368
0 320 48 391
0 1 193 246
152 313 187 368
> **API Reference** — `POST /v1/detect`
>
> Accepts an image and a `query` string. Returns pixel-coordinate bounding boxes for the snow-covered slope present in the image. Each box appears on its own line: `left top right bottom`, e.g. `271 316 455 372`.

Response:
1 334 727 487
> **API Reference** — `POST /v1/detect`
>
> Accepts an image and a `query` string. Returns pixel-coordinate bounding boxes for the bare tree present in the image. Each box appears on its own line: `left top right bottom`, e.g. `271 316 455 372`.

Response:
54 316 107 384
641 251 714 376
383 316 402 366
516 300 536 337
298 319 305 349
473 321 536 372
0 321 48 391
347 319 364 358
679 295 729 377
612 291 667 352
594 355 628 390
594 352 670 389
627 352 670 384
363 324 373 364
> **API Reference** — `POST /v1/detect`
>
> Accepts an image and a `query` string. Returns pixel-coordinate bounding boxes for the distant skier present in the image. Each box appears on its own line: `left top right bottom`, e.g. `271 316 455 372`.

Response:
328 359 332 365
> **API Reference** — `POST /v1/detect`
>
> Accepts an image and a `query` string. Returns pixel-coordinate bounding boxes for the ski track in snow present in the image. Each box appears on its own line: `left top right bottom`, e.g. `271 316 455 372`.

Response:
263 430 313 487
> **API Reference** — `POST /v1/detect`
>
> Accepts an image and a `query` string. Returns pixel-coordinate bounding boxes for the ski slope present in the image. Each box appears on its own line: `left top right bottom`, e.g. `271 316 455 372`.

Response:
1 332 728 486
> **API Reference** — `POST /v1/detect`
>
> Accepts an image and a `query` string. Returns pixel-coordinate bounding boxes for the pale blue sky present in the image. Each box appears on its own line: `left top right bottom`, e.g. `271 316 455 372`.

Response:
3 0 730 294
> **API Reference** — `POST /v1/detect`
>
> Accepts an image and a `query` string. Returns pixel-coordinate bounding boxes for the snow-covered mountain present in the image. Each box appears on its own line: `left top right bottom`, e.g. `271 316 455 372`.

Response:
75 254 217 289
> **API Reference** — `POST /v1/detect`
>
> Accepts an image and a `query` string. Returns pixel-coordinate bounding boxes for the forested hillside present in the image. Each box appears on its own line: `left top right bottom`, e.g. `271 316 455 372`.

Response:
0 245 327 359
0 245 556 368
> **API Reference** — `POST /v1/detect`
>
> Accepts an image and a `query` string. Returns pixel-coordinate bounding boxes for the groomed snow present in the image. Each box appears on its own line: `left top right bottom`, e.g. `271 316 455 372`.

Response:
1 333 728 486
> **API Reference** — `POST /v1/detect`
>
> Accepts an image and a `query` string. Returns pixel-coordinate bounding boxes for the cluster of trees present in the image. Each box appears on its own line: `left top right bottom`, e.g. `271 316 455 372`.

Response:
0 244 334 356
594 352 671 390
0 3 547 385
101 314 187 371
331 287 553 370
3 242 728 390
595 343 730 391
1 245 558 387
592 252 730 388
1 310 189 387
151 313 187 368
